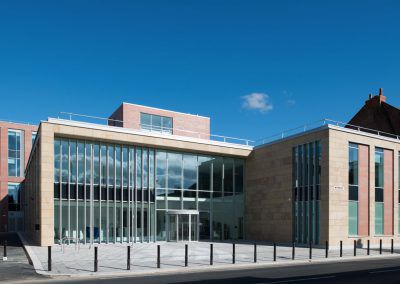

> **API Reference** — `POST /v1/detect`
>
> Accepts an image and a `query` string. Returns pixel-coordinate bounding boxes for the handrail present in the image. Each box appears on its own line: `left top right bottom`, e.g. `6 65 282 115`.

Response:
255 118 400 146
56 112 254 146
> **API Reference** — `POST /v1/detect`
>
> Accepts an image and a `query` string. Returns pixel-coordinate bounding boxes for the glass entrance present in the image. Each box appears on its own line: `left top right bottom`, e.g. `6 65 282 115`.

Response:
167 211 198 242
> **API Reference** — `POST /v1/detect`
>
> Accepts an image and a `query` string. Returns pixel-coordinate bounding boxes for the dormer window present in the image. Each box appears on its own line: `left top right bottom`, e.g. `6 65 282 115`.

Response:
140 113 173 134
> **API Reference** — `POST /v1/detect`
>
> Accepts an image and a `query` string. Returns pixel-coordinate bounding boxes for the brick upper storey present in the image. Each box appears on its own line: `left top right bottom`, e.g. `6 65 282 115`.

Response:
108 102 210 140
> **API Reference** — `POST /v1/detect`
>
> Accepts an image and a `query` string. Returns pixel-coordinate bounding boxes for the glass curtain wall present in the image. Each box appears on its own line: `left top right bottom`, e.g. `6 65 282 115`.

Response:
292 141 321 244
348 143 359 236
54 137 245 244
375 148 384 235
8 129 24 177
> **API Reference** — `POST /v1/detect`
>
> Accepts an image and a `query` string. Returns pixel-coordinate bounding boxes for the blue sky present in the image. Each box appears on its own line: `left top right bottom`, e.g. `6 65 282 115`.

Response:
1 0 399 141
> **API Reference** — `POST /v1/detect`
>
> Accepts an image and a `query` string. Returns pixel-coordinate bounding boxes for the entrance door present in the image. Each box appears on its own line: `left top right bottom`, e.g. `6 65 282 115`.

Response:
167 213 198 241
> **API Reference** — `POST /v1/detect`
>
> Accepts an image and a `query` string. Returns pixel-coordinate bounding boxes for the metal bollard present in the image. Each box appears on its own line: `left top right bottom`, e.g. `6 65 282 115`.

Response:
232 243 235 264
210 244 213 265
48 246 51 271
127 246 130 270
94 247 98 272
3 240 7 261
325 241 328 258
367 240 370 256
340 241 343 257
391 239 394 254
273 242 276 262
354 240 356 257
157 245 160 268
309 241 312 260
254 243 257 263
292 242 295 260
185 244 188 267
379 239 382 255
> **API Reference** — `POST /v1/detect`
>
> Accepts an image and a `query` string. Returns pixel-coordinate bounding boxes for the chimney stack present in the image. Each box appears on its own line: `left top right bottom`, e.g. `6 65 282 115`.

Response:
366 88 386 106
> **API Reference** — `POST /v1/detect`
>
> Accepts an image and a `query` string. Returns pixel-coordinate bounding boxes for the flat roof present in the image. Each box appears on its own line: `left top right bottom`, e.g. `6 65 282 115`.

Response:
46 118 253 151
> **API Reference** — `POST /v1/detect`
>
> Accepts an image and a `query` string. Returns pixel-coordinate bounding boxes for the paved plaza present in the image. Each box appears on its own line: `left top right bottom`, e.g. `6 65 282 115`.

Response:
24 240 400 276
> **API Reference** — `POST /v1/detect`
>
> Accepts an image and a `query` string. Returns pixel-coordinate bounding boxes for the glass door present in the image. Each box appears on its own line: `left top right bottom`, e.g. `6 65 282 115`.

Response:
179 215 189 241
168 214 178 241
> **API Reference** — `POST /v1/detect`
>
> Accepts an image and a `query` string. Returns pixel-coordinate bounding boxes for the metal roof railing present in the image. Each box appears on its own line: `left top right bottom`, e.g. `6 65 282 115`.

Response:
56 112 254 146
255 118 400 146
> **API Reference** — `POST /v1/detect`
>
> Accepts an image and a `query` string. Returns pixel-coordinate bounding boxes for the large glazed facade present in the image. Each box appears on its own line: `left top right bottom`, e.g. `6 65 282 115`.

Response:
23 119 251 246
53 137 245 244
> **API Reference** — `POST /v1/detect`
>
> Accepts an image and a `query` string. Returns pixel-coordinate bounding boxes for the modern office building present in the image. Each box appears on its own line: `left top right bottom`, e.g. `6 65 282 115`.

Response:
10 89 400 248
0 121 37 232
246 89 400 247
22 104 251 246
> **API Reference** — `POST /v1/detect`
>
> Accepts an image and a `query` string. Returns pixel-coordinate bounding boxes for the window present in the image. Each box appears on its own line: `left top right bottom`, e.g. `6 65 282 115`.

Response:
8 183 21 211
32 132 37 145
375 147 384 235
140 113 173 134
348 143 358 236
8 130 24 177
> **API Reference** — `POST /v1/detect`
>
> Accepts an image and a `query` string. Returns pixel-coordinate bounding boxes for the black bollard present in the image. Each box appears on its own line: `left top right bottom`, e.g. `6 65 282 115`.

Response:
309 241 312 260
340 241 343 257
273 242 276 262
254 243 257 263
367 240 370 256
210 244 213 265
185 244 188 267
48 246 51 271
3 240 7 261
292 242 295 260
157 245 161 268
391 239 394 254
379 239 382 255
325 241 328 258
232 243 235 264
354 240 356 256
94 247 98 272
127 246 130 270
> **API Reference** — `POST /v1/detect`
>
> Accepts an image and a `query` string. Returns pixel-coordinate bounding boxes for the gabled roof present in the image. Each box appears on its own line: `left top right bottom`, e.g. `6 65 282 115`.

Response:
348 88 400 136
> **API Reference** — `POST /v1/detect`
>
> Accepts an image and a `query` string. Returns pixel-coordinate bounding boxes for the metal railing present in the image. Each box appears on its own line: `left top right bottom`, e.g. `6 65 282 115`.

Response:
255 118 400 146
56 112 254 146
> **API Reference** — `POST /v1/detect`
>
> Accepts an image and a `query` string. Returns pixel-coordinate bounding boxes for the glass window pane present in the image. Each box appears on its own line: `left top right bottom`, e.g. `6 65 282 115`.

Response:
234 159 244 194
70 141 77 183
213 157 223 192
152 115 162 131
168 152 182 189
54 139 60 183
85 143 92 184
156 151 167 189
77 142 85 184
348 201 358 235
183 154 197 190
375 148 384 188
115 146 121 186
140 113 151 130
143 149 149 188
108 145 115 186
61 140 69 183
224 158 234 193
349 144 358 186
198 156 211 191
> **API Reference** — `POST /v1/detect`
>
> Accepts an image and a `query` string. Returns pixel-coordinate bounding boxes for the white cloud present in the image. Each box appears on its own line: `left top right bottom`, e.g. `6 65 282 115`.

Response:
241 93 273 113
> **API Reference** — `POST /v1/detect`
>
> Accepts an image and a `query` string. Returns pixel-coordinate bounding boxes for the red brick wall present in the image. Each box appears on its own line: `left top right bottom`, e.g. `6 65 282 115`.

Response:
0 122 37 232
109 103 210 139
384 149 393 235
358 144 369 236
